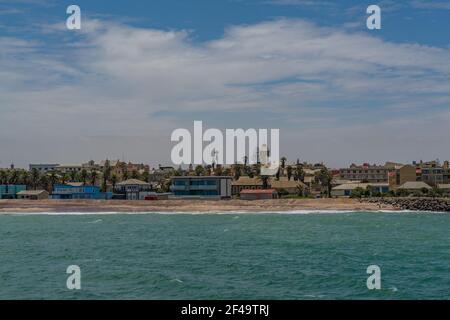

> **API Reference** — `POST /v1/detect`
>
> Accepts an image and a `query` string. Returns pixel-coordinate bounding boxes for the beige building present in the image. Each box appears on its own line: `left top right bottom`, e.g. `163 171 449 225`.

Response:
331 183 389 197
397 181 432 193
17 190 49 200
438 184 450 196
231 176 306 196
240 189 278 200
388 164 417 190
339 163 390 183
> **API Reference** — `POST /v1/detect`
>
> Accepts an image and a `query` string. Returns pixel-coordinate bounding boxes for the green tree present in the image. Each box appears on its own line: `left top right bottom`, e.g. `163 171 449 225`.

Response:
80 169 88 185
286 165 293 181
316 168 333 198
111 174 118 191
351 187 365 198
280 157 287 170
39 174 50 191
294 164 304 181
141 170 150 182
90 170 98 186
61 173 69 185
69 170 78 182
195 165 205 176
49 172 58 191
296 184 304 197
131 170 139 179
0 170 7 184
31 168 40 190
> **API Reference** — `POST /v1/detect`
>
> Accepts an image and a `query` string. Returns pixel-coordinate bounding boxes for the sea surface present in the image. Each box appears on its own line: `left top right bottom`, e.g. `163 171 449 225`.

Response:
0 211 449 299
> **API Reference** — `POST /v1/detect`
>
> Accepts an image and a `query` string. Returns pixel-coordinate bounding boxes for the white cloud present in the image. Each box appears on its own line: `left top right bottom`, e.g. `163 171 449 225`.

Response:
0 18 449 167
411 0 450 10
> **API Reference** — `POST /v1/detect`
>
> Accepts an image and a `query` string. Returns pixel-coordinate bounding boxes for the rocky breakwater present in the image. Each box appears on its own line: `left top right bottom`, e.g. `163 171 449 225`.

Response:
362 197 450 212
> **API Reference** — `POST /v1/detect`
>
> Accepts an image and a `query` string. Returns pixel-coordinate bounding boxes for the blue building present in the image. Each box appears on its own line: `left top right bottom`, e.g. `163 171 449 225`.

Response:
51 184 112 199
171 176 232 198
0 185 27 199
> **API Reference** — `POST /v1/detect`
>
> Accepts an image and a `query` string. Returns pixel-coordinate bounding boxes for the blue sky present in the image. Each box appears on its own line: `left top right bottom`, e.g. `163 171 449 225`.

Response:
0 0 449 168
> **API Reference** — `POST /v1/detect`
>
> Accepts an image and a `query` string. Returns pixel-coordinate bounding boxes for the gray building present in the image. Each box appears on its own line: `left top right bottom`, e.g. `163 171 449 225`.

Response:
171 176 232 199
29 164 59 173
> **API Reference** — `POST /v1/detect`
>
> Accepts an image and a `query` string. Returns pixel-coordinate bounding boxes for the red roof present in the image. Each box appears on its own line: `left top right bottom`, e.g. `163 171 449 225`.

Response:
240 189 277 194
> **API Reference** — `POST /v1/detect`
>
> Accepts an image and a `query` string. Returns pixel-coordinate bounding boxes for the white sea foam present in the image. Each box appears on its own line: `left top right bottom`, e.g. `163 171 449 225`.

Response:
2 209 446 215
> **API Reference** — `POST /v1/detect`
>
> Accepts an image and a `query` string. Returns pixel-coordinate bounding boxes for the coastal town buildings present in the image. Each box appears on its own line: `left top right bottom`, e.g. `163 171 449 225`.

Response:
51 184 112 199
438 184 450 196
0 185 26 199
17 190 49 200
114 179 153 200
171 176 232 198
388 164 417 190
29 164 59 173
240 189 278 200
397 181 432 193
331 183 389 197
231 176 307 196
339 163 391 183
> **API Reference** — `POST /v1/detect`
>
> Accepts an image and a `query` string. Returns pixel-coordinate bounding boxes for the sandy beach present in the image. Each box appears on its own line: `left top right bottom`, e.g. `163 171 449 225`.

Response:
0 198 395 213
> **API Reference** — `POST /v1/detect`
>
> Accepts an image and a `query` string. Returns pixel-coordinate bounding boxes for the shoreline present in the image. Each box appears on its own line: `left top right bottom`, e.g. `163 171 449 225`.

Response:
0 198 395 213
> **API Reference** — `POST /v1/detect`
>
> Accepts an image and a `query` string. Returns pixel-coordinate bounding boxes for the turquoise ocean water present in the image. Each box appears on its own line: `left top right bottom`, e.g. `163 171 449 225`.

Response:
0 211 449 299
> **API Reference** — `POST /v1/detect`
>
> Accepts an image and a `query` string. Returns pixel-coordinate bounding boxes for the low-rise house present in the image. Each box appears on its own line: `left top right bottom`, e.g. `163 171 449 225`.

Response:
231 176 263 195
231 176 307 196
331 183 389 197
51 185 112 199
240 189 278 200
115 179 153 200
17 190 49 200
0 185 26 199
437 184 450 196
171 176 232 199
270 178 307 195
397 181 432 193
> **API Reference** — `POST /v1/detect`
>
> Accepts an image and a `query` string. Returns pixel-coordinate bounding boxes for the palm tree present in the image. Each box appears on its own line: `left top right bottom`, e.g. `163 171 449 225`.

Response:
141 170 150 182
103 159 111 182
131 170 139 179
294 164 304 182
195 165 205 176
20 170 30 186
286 165 293 181
111 174 118 191
69 170 78 182
296 184 304 197
61 173 69 185
49 172 58 191
122 169 129 181
90 170 98 186
316 168 333 198
80 169 88 185
39 174 50 191
280 157 287 170
31 168 40 190
232 164 242 180
8 169 19 185
0 170 7 184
